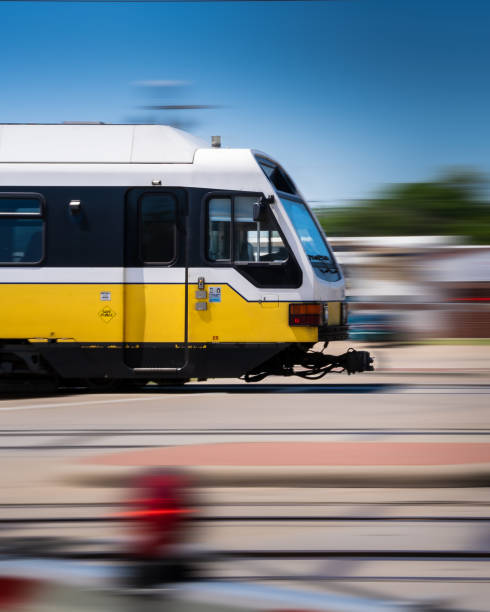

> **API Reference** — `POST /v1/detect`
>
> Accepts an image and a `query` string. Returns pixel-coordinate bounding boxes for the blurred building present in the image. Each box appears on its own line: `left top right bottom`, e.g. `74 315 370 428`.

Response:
330 237 490 339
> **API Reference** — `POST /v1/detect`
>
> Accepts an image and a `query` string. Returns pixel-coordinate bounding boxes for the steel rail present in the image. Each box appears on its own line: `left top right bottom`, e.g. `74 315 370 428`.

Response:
206 550 490 560
0 550 488 561
2 515 490 524
1 427 489 435
4 382 490 398
2 500 489 508
202 575 490 583
140 383 490 394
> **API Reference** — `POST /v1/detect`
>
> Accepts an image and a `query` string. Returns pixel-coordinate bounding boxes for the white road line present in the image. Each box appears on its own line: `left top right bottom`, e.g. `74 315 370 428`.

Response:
0 393 222 412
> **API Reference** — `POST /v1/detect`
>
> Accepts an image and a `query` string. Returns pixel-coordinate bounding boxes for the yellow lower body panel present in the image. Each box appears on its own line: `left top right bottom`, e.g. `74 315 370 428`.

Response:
188 284 317 343
0 284 124 343
0 283 328 344
124 284 185 343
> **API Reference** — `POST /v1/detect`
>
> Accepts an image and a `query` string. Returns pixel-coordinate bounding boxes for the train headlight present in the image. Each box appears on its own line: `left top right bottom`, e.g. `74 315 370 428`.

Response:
289 303 324 327
323 304 329 324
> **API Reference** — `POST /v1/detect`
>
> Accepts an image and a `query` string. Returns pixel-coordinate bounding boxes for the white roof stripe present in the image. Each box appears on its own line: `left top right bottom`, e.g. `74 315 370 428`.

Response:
0 124 207 164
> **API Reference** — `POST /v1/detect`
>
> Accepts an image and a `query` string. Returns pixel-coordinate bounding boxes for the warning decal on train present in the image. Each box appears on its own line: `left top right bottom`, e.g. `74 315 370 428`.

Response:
98 306 116 323
209 287 221 303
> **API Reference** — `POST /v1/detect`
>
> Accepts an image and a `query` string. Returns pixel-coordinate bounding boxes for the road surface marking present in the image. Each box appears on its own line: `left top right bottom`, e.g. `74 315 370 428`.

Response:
0 394 223 412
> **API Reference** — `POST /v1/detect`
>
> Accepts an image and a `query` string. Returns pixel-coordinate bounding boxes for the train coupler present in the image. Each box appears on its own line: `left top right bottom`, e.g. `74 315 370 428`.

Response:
243 345 374 382
294 346 374 378
339 348 374 375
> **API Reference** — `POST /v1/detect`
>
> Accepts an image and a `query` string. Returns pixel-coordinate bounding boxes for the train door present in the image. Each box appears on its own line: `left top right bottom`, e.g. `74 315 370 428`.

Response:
123 188 188 370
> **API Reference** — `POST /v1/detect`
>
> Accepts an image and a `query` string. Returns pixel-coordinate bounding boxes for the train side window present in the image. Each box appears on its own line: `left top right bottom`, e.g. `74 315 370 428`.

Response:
206 192 302 288
0 193 44 264
208 197 231 261
139 193 177 264
206 194 288 264
0 197 41 214
233 196 287 263
234 196 257 262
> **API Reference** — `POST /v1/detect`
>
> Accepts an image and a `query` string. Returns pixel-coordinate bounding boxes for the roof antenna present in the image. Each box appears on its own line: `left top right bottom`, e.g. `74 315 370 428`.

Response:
211 135 221 148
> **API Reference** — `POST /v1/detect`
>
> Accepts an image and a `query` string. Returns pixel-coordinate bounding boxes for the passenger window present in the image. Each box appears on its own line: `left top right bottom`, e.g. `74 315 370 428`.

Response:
0 194 44 264
140 193 177 264
0 198 41 214
207 194 287 264
208 198 231 261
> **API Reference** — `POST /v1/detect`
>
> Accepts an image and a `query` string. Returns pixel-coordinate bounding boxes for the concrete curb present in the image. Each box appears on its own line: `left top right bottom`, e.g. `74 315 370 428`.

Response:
61 463 490 488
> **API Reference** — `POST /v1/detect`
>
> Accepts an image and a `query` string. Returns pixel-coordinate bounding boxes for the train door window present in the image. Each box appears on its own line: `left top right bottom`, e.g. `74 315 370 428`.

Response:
0 194 44 264
139 193 177 264
208 198 231 261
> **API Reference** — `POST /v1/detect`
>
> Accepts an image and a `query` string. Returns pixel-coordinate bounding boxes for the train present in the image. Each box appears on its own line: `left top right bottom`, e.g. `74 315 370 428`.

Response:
0 123 372 386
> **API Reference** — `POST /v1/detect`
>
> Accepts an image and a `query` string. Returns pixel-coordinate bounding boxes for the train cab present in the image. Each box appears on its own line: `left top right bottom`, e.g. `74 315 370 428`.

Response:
0 123 372 385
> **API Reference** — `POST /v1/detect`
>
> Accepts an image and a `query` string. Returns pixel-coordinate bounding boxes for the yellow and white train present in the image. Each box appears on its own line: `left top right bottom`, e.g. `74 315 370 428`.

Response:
0 123 372 385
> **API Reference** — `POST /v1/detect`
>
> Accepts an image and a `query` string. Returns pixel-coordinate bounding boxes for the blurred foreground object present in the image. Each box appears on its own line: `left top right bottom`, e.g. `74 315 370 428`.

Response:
123 469 195 588
0 575 444 612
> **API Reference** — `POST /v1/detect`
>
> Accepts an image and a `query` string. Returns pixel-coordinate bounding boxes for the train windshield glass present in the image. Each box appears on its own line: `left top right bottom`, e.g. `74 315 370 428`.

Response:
280 197 340 281
256 157 297 195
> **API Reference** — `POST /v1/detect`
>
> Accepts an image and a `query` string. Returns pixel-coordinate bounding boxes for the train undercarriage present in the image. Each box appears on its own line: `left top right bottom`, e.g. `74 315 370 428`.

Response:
0 338 373 392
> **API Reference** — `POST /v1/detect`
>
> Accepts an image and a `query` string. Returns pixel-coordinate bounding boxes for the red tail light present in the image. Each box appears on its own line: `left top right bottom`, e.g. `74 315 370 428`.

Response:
289 303 324 326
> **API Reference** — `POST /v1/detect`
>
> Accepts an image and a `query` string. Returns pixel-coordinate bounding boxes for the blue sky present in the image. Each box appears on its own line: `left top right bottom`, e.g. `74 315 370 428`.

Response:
0 0 489 202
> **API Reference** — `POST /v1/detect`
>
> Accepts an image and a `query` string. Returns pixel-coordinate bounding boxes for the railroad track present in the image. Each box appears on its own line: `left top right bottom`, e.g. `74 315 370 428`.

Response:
2 500 490 508
0 426 488 449
1 515 490 524
95 382 490 394
2 427 489 435
1 543 489 564
2 382 490 399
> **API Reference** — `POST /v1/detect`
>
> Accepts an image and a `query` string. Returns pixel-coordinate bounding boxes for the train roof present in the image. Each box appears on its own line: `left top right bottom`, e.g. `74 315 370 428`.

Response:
0 124 208 164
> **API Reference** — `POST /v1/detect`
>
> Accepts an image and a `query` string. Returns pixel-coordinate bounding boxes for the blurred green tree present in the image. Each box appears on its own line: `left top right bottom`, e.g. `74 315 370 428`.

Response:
316 170 490 244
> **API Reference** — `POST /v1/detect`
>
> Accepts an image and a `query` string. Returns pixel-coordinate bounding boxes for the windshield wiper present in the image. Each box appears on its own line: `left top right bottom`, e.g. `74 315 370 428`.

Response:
308 254 333 262
308 254 338 271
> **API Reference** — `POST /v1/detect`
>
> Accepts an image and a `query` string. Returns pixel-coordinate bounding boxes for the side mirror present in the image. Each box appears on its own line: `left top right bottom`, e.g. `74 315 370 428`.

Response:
253 195 274 222
253 201 266 222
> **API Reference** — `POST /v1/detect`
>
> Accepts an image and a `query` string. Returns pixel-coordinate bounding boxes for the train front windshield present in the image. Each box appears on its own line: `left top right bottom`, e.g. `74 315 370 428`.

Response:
256 155 340 282
280 197 340 282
